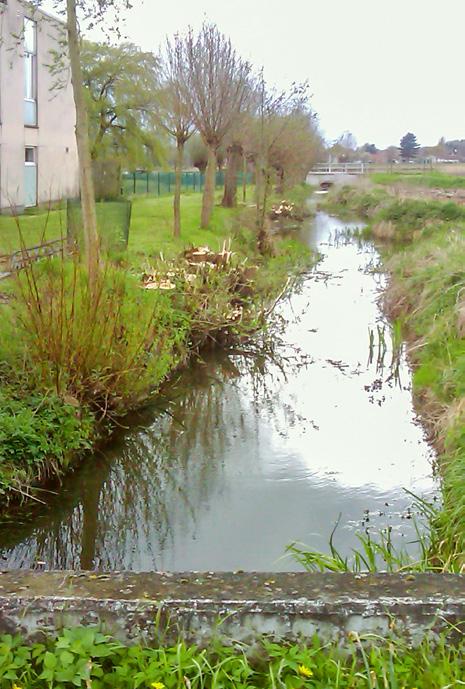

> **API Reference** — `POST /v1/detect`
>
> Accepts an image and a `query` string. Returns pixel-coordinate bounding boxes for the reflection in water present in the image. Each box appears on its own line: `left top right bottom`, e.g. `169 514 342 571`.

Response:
0 211 436 571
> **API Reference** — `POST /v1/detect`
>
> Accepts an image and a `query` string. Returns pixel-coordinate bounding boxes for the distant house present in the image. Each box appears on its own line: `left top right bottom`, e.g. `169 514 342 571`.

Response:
0 0 79 212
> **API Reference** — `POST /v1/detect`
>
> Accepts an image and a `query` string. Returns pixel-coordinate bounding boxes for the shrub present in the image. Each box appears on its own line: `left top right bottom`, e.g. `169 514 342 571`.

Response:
0 387 94 500
6 256 190 418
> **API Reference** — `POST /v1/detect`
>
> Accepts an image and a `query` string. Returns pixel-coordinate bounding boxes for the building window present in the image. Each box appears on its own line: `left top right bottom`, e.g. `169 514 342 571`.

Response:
25 147 35 164
24 147 38 207
24 18 37 126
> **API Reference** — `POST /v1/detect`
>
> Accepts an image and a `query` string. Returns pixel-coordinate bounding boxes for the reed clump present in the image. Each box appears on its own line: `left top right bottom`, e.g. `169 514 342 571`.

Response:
5 255 189 417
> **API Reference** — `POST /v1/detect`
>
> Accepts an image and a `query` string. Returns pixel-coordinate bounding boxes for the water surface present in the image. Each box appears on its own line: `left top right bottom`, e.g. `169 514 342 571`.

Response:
0 211 436 571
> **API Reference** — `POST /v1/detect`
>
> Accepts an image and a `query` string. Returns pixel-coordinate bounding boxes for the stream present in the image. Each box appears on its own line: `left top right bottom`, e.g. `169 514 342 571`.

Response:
0 210 436 571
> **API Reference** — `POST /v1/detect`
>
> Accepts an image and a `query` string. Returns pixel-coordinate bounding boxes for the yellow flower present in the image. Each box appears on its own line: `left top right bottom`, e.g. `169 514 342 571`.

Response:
12 684 22 689
151 683 165 689
297 664 313 679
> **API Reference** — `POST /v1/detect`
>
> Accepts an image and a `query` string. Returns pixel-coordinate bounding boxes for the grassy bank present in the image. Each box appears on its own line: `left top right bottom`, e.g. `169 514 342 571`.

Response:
0 188 312 507
372 170 465 189
324 185 465 242
322 185 465 569
2 626 464 689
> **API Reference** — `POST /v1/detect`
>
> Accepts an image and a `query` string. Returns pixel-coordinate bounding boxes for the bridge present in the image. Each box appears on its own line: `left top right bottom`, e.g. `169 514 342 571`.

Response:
306 162 371 188
309 162 371 176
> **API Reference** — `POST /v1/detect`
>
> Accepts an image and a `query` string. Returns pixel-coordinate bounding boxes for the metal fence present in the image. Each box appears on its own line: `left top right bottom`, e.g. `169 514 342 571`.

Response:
122 170 253 197
67 198 132 252
0 238 67 278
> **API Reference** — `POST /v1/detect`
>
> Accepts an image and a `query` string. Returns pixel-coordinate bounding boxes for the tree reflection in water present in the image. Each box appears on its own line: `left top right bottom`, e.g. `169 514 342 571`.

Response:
0 338 307 570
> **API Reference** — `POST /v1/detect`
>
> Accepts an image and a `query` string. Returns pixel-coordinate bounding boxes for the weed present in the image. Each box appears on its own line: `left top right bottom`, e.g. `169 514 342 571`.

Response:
2 626 465 688
0 385 94 503
286 492 450 573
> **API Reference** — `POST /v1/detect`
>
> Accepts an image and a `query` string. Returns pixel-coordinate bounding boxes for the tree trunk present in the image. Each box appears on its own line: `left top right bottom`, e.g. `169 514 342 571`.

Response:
221 142 242 208
255 159 273 256
173 138 184 238
200 145 217 228
275 167 285 195
242 152 247 203
255 159 264 226
66 0 99 278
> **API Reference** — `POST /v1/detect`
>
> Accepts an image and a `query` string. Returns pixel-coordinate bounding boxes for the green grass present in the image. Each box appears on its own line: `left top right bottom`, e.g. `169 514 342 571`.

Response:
288 495 439 572
0 189 257 257
323 185 465 242
127 190 253 261
372 170 465 189
0 207 67 254
2 626 465 689
322 185 389 219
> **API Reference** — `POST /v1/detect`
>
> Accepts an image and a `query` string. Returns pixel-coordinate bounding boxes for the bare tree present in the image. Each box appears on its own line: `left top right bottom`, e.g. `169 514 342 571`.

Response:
252 78 314 253
157 34 195 237
221 139 243 208
269 107 323 193
180 23 252 228
32 0 133 278
65 0 99 276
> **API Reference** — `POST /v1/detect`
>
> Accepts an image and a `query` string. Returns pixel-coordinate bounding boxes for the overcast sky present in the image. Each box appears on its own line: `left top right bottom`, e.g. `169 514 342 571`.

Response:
54 0 465 149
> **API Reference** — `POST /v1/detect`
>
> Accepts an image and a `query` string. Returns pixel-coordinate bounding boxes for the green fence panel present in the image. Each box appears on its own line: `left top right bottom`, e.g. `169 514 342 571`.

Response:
121 170 251 197
67 198 131 252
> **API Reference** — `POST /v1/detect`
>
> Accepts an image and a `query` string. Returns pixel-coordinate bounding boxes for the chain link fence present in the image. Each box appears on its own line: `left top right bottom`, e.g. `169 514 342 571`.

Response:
122 170 253 197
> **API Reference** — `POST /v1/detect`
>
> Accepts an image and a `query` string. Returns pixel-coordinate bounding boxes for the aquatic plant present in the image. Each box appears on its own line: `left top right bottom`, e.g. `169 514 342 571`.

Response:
286 493 455 573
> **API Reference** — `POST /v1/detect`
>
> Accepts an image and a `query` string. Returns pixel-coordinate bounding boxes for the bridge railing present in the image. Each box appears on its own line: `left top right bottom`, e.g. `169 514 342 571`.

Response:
310 161 438 175
309 162 372 175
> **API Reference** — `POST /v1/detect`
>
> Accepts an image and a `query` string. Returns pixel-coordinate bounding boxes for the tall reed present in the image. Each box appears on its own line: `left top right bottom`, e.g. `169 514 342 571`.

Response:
9 252 188 419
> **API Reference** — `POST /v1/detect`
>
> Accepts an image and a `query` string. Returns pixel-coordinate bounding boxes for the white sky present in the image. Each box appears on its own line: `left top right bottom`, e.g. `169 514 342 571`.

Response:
49 0 465 149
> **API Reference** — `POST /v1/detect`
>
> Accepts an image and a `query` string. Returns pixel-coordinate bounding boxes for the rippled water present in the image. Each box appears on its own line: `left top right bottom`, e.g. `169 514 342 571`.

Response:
0 211 436 571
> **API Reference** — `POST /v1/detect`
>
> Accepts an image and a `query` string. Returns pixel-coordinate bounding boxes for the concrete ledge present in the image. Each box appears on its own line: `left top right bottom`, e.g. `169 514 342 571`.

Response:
1 571 464 644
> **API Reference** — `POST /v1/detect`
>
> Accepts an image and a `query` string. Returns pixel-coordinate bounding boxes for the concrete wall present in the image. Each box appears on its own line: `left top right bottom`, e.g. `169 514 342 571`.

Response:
1 571 465 645
0 0 79 211
306 173 363 188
